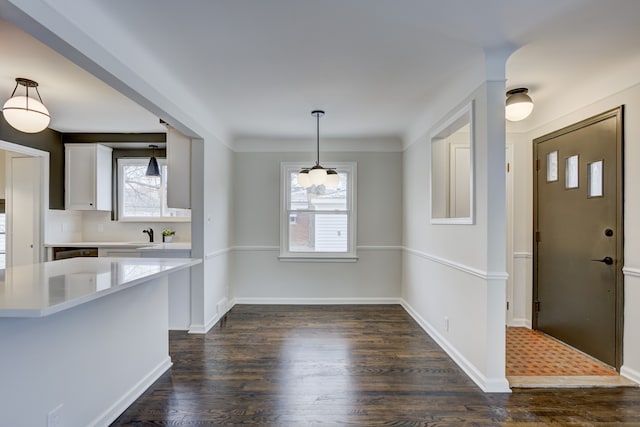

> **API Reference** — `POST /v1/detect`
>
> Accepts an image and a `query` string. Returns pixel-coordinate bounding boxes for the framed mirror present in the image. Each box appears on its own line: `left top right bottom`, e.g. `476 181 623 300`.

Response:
430 101 474 224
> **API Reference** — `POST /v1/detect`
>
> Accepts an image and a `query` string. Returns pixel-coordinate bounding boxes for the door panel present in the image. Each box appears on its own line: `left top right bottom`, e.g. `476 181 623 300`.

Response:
9 156 40 267
534 108 623 368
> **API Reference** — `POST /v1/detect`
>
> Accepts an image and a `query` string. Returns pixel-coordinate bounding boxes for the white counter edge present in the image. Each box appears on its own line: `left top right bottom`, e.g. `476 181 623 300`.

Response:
0 257 201 318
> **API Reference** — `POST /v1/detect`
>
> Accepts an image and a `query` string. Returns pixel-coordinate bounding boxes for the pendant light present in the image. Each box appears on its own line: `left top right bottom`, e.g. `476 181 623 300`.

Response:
505 88 534 121
297 110 339 189
2 78 50 133
145 144 161 177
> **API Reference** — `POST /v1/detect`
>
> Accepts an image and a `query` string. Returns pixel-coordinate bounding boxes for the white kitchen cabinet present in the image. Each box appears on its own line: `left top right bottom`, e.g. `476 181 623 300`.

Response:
65 143 112 211
166 127 191 209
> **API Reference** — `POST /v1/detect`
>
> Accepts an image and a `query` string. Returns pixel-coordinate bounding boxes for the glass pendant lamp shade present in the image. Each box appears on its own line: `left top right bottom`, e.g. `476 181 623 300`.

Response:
298 169 311 188
325 169 340 189
2 78 50 133
505 88 534 122
309 165 327 185
145 145 161 177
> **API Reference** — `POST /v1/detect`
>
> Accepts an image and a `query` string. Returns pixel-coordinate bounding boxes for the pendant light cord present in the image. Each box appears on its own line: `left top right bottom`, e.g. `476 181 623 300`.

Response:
315 111 320 166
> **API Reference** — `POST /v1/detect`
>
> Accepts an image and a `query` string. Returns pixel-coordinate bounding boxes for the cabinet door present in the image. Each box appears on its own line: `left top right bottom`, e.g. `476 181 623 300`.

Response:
66 145 96 210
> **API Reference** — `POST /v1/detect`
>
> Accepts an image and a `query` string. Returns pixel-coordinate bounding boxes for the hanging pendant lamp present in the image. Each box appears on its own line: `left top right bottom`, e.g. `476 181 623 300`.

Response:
145 145 161 177
2 78 50 133
297 110 339 190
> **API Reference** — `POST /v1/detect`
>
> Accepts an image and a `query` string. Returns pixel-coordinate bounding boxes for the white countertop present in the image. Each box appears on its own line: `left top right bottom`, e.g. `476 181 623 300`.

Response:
44 241 191 249
0 257 200 318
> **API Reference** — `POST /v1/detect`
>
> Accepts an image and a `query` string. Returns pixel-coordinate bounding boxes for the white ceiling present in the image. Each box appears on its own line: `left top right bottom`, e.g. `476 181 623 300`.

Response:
1 0 639 140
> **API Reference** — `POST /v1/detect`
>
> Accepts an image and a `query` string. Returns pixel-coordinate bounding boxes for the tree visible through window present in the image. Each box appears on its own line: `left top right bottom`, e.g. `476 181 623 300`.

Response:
118 158 190 220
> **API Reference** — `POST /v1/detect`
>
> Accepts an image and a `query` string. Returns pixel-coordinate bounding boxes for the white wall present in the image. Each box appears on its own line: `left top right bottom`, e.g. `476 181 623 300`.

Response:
187 137 234 333
509 81 640 383
231 149 402 302
402 79 509 392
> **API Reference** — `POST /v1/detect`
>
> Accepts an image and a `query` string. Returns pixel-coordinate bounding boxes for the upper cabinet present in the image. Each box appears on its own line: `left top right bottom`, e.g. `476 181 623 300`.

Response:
166 127 191 209
65 143 112 211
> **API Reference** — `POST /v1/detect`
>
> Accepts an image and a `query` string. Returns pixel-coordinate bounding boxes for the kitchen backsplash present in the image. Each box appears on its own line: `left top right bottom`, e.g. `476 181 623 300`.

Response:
47 210 191 243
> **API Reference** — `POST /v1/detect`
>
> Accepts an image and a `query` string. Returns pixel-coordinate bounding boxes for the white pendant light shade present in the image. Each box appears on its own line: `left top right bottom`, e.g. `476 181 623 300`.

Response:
325 170 340 189
2 78 51 133
297 170 311 188
505 88 534 122
309 166 327 185
3 95 50 133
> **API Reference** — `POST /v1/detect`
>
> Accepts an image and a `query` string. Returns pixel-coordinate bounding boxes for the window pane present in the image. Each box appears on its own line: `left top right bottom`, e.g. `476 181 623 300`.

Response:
289 212 348 253
565 155 579 189
122 164 162 217
547 150 558 182
588 160 603 197
289 171 348 211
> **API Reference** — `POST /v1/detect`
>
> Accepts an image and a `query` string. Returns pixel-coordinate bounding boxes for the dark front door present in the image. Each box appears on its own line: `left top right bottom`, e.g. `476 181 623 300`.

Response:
534 107 623 368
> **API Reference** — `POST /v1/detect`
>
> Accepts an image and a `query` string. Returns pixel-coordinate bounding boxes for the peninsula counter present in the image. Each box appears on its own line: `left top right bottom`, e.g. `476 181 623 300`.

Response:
0 257 200 427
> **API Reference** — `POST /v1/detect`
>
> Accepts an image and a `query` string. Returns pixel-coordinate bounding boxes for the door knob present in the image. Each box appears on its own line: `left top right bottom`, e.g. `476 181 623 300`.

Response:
592 256 613 265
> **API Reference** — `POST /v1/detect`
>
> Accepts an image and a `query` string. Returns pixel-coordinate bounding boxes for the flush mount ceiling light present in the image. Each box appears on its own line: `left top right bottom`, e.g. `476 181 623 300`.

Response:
297 110 340 190
2 77 51 133
505 88 534 122
145 144 161 177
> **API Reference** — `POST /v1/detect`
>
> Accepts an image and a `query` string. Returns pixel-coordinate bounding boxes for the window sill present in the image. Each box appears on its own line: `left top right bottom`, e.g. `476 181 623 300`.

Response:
278 255 359 263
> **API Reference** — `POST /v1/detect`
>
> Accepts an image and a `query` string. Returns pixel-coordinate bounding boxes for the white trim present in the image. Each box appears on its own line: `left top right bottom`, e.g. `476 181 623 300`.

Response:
357 245 403 251
403 247 509 281
91 357 172 427
620 365 640 385
117 157 191 221
205 247 233 260
233 297 403 305
400 299 511 393
280 162 357 259
0 140 49 265
188 310 225 334
230 245 402 253
508 318 532 328
232 245 278 252
429 100 475 225
623 267 640 279
278 256 359 263
513 251 533 259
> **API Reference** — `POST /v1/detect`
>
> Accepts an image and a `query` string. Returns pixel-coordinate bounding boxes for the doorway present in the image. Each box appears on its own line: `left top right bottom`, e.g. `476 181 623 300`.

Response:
533 107 623 369
0 140 49 267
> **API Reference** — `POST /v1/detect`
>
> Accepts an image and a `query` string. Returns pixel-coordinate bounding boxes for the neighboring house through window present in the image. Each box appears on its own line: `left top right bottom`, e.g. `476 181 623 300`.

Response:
117 158 190 221
280 162 356 260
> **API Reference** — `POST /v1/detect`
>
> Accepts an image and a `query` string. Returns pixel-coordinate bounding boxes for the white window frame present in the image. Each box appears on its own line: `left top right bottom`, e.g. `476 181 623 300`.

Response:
117 158 191 222
279 162 357 261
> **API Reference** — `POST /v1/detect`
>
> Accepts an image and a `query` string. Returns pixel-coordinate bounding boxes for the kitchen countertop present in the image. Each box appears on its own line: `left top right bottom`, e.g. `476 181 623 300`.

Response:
0 257 200 318
44 241 191 250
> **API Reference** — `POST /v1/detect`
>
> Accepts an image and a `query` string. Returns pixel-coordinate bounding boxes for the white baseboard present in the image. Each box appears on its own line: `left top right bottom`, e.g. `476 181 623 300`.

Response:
92 357 172 427
400 299 510 393
508 318 532 328
189 297 233 334
620 365 640 385
232 297 403 305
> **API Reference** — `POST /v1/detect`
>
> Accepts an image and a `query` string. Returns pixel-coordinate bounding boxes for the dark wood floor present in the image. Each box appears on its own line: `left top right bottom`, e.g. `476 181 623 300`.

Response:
111 305 640 426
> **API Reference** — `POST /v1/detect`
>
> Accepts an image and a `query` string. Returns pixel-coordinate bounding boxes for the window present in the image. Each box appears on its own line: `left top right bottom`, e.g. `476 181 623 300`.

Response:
280 162 357 260
117 158 190 221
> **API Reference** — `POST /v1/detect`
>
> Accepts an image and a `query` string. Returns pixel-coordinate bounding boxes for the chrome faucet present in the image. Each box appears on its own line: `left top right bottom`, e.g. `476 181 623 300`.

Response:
142 228 154 243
